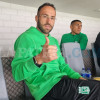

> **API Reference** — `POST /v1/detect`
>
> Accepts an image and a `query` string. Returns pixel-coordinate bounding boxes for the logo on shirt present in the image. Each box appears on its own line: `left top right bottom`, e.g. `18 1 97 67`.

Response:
78 86 90 94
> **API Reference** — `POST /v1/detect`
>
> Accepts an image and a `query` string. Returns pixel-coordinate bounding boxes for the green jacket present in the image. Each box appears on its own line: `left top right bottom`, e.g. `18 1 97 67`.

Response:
60 32 88 50
11 27 81 100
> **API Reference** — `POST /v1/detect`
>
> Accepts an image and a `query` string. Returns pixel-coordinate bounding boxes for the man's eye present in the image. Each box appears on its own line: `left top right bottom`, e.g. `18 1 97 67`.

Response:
76 24 79 26
51 17 54 20
43 15 47 18
51 17 56 20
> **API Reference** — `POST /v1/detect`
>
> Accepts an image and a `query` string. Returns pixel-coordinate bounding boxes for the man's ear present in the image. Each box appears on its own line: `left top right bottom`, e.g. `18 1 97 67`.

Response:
70 25 72 30
35 15 38 22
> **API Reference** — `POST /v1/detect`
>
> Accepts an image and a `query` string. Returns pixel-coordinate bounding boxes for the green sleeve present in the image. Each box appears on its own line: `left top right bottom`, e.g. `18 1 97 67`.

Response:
80 34 88 50
56 40 81 79
11 34 39 82
60 34 68 51
58 55 81 79
60 35 64 51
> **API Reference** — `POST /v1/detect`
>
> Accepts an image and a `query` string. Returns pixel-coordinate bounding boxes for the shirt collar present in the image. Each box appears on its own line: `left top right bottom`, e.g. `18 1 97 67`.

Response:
31 26 51 38
70 32 81 36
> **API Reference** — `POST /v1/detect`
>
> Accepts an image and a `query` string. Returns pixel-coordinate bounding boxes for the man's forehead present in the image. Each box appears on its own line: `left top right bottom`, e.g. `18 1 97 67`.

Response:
74 22 82 24
71 22 82 26
39 6 56 15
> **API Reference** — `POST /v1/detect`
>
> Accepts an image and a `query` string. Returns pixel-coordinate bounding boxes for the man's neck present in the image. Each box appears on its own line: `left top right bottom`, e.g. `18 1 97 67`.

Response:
36 27 49 37
71 32 76 35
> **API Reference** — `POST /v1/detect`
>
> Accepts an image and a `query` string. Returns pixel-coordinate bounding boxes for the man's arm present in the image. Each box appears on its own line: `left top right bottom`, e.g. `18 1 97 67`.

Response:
80 34 88 50
58 55 82 79
11 35 39 82
55 39 82 79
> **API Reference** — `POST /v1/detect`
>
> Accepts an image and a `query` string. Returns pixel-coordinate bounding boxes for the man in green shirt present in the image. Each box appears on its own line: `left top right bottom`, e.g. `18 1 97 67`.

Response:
60 20 88 50
11 3 100 100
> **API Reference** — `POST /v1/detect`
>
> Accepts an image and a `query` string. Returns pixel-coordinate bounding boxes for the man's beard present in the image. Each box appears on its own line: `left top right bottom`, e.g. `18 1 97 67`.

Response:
37 20 53 34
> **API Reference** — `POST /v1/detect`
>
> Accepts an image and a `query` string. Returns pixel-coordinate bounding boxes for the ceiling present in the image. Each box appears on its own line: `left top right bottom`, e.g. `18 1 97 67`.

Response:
0 0 100 19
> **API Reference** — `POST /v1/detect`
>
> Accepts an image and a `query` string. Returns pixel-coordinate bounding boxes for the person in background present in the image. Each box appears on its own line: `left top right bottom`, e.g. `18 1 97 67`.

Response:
94 32 100 67
60 20 88 50
11 3 100 100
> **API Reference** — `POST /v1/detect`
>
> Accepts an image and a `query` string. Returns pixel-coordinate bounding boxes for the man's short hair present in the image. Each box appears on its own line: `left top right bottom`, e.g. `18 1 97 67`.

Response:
37 3 56 15
71 20 82 25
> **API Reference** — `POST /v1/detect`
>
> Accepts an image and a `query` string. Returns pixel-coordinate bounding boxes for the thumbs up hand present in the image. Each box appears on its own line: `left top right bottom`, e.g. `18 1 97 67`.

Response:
34 37 58 64
44 37 49 46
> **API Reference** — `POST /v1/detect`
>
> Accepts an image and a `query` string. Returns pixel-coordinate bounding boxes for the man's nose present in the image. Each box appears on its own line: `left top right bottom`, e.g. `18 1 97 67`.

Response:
78 26 82 29
46 17 51 23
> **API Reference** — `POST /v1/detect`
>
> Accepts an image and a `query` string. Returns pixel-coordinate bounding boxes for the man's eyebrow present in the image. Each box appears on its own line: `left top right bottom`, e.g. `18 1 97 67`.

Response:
76 24 82 25
39 13 47 16
42 14 55 17
51 16 55 17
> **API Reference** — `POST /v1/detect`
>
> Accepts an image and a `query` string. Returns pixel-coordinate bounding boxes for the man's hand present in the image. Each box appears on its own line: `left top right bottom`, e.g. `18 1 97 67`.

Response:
79 77 87 80
35 37 58 64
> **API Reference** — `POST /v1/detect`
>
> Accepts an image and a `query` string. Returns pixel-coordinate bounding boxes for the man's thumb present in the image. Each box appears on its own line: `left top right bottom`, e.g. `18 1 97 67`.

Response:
44 37 49 46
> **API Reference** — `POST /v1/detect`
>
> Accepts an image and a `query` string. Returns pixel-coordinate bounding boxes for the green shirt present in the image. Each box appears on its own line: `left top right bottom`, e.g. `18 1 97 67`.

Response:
11 27 81 100
60 32 88 50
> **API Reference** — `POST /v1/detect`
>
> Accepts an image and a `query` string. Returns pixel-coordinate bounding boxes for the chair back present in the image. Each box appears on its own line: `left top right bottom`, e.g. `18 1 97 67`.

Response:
91 43 100 76
62 43 85 74
1 57 25 100
0 57 9 100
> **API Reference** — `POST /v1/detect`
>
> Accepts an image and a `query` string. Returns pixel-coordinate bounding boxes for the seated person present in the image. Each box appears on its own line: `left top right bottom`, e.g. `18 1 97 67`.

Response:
94 32 100 67
60 20 88 50
11 3 100 100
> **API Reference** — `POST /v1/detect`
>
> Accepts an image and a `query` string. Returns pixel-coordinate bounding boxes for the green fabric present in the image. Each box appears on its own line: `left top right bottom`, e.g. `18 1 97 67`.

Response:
11 27 81 100
60 32 88 50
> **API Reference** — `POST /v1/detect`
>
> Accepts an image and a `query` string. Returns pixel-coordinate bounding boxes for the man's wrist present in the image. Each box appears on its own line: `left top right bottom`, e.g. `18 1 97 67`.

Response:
33 56 42 67
34 54 43 64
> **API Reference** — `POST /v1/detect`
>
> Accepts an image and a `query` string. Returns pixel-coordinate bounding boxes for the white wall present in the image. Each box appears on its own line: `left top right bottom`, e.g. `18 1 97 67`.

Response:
0 1 100 57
